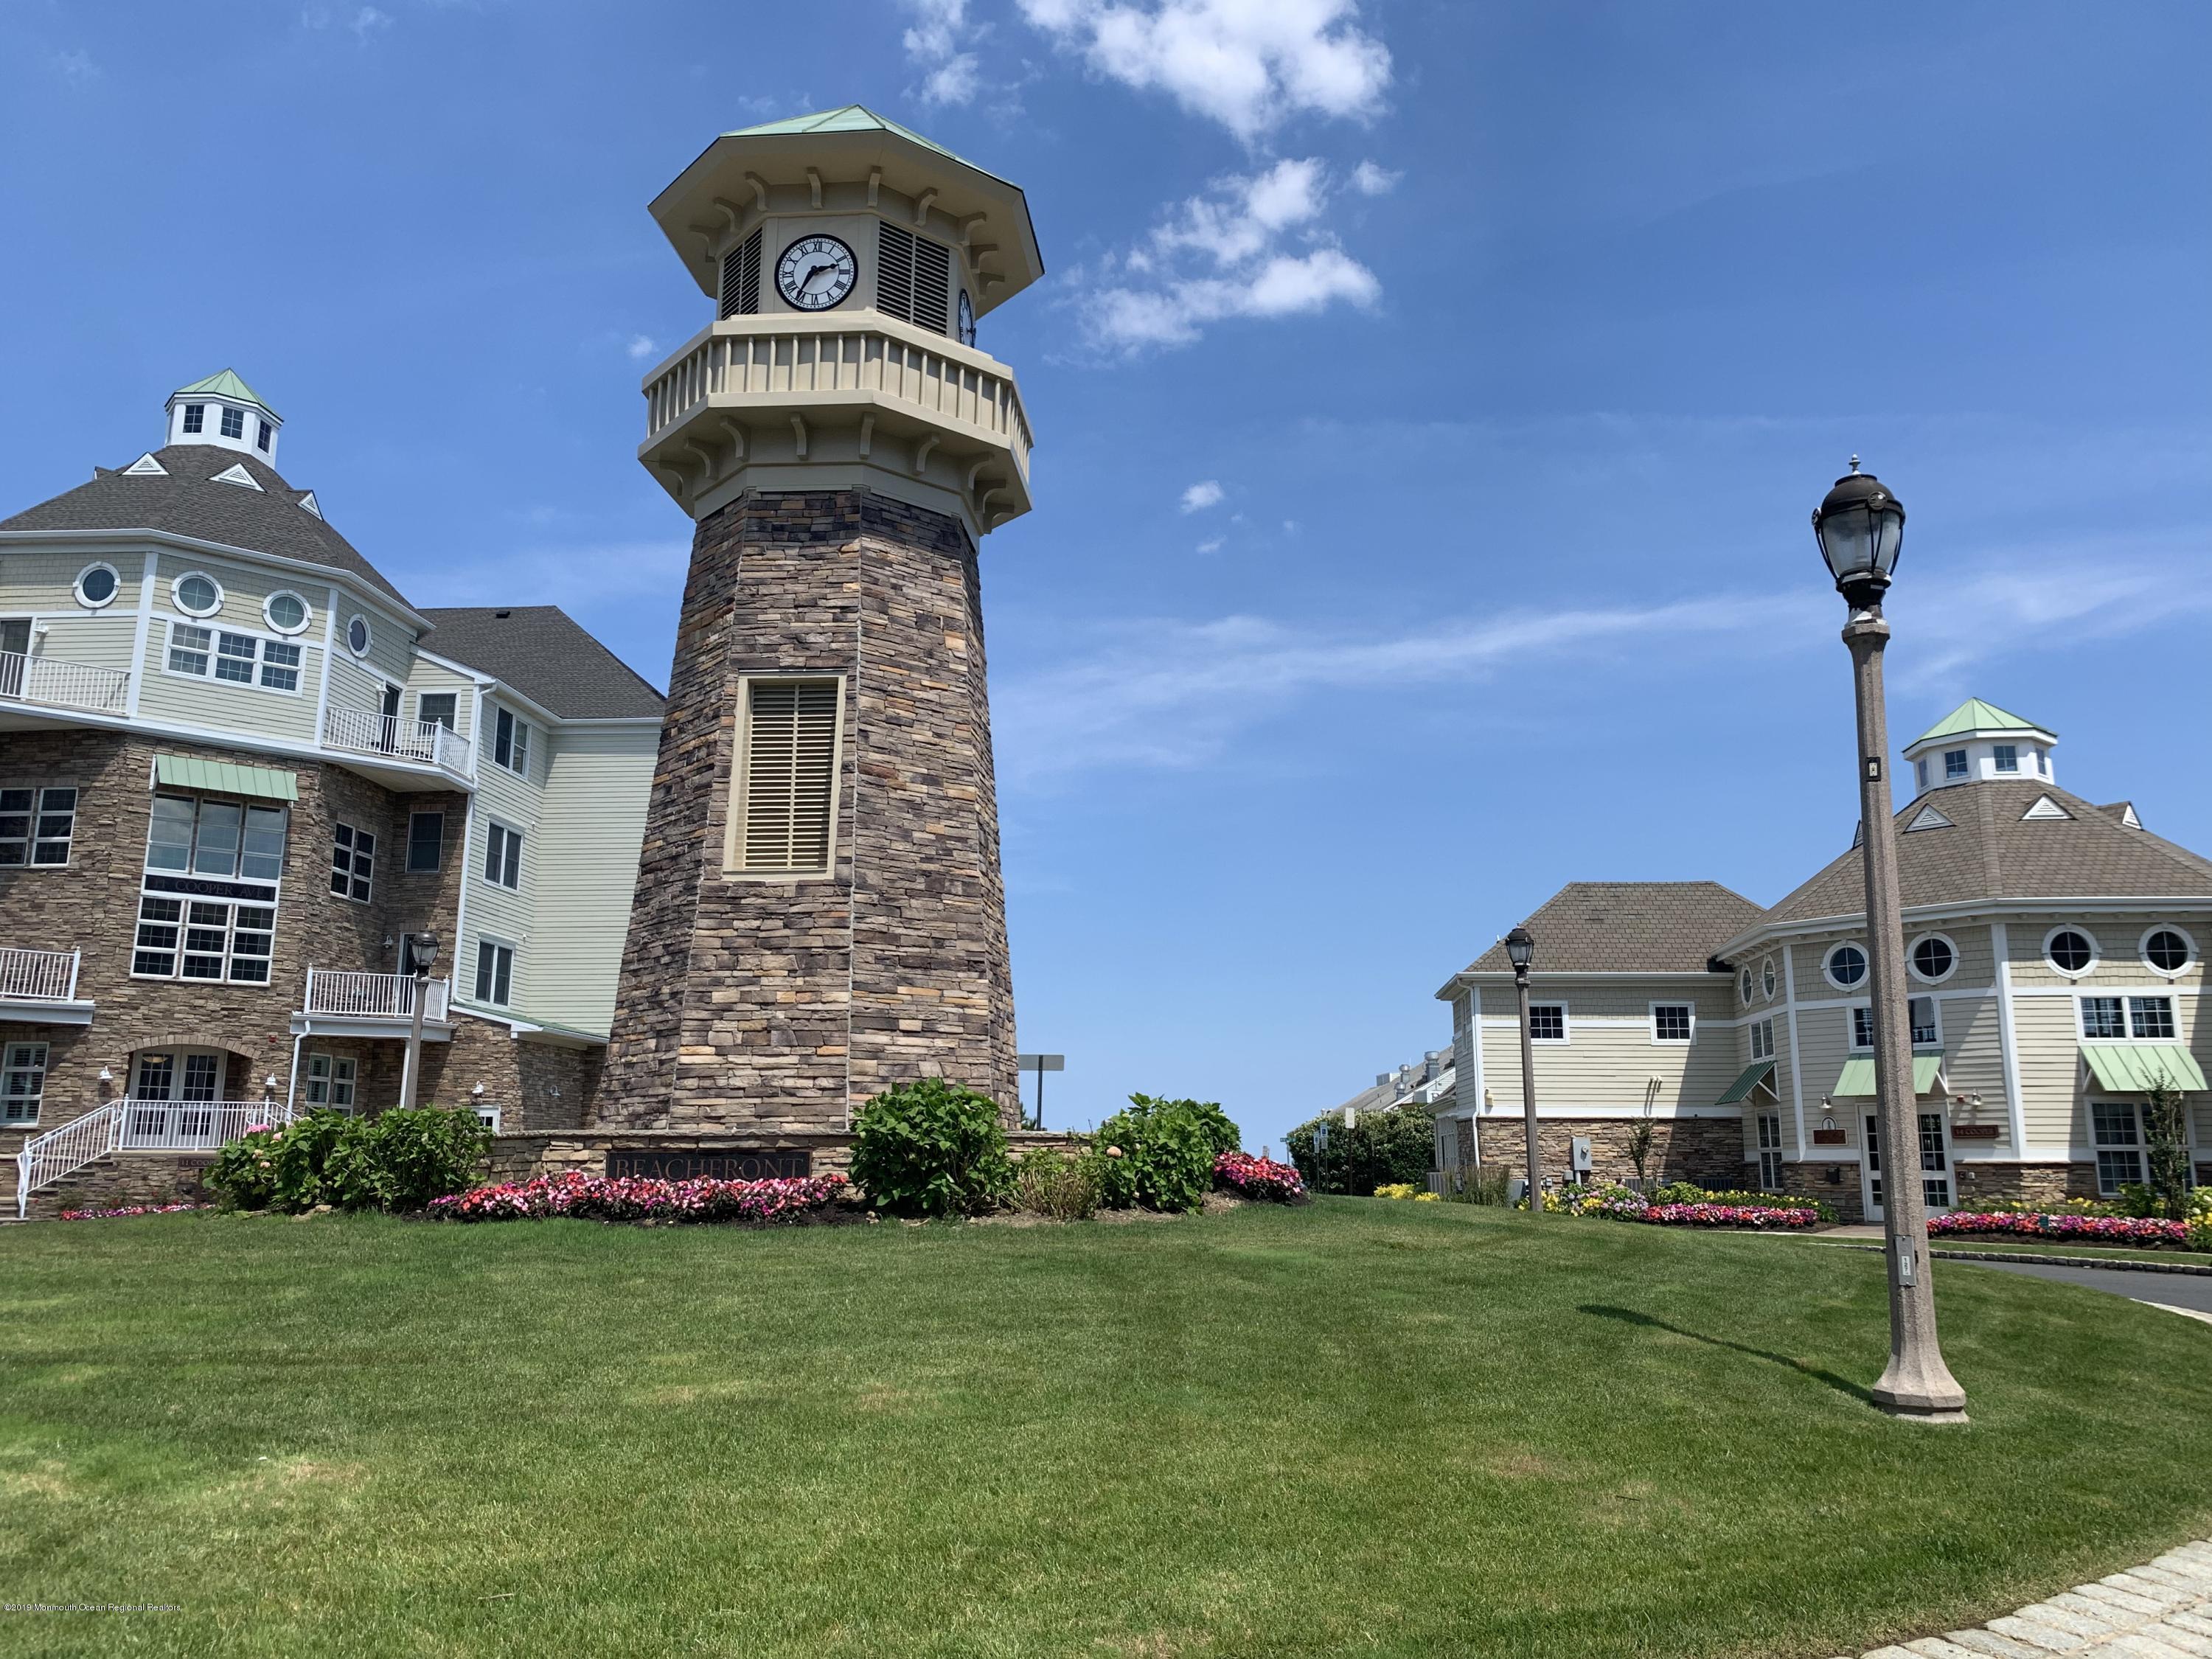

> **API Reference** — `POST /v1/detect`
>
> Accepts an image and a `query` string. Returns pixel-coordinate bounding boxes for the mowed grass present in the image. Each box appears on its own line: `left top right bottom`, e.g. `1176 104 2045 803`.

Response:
4 1200 2212 1658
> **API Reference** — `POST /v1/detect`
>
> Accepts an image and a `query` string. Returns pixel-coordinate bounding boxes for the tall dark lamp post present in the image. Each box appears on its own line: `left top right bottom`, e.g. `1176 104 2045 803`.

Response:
397 931 441 1113
1812 460 1966 1424
1506 925 1541 1218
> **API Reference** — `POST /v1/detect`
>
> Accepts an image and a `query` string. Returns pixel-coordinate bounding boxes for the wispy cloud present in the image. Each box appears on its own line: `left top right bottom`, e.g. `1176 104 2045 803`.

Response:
904 0 984 105
1350 159 1399 195
1017 0 1391 143
1195 536 1224 554
46 49 100 86
1180 479 1225 512
625 334 658 361
299 4 392 39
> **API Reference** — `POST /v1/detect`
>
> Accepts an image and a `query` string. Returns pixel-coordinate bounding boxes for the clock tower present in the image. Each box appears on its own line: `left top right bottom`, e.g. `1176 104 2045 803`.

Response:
595 107 1040 1145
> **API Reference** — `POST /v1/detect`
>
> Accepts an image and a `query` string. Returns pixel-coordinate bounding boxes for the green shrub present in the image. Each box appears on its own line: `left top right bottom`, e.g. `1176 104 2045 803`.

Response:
1447 1164 1515 1207
1287 1104 1433 1196
1013 1146 1101 1221
1093 1096 1217 1212
849 1077 1012 1217
207 1107 489 1214
207 1125 285 1211
1121 1095 1240 1160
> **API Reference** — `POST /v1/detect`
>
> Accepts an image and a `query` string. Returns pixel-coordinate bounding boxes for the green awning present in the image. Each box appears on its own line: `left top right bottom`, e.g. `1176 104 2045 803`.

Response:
2081 1044 2208 1093
153 754 299 802
1716 1060 1777 1106
1832 1050 1945 1098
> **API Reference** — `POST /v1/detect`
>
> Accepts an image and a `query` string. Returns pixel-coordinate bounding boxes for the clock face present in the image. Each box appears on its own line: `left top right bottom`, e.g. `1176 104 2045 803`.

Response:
776 235 858 311
957 289 976 347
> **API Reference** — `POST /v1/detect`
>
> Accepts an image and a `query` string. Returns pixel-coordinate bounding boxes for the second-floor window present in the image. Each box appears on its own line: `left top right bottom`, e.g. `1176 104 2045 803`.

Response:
1851 1006 1875 1051
493 708 530 777
407 810 445 873
330 824 374 902
474 939 515 1006
2129 996 2176 1040
1909 995 1939 1046
220 406 245 439
167 621 301 692
0 787 76 866
1652 1004 1693 1043
181 403 205 434
2081 995 2179 1040
484 822 522 889
134 796 288 984
1750 1017 1775 1060
418 693 457 731
1944 748 1968 779
1528 1004 1567 1043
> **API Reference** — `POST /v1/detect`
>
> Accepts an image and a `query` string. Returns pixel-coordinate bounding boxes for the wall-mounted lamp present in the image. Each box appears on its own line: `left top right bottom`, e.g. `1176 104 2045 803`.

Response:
97 1066 114 1083
264 1074 279 1090
470 1082 485 1097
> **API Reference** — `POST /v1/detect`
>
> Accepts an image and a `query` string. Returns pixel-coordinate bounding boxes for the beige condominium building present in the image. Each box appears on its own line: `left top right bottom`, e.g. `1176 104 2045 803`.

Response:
1 371 662 1216
1433 700 2211 1221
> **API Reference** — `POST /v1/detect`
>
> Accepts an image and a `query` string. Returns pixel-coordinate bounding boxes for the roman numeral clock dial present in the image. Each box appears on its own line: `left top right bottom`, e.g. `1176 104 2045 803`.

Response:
776 235 857 310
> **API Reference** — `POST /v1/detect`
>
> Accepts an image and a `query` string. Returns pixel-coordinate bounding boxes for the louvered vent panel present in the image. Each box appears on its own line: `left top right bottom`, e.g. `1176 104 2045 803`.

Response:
720 228 764 319
911 236 952 335
741 681 838 872
877 223 916 324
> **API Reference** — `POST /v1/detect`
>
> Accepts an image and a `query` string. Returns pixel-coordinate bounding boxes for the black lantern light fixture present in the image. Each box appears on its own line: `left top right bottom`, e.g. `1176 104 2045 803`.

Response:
406 931 442 977
1504 925 1534 975
1811 456 1907 611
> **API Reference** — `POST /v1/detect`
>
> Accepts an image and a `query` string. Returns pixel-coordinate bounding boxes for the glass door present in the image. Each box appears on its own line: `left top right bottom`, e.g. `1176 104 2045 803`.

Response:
1863 1111 1952 1222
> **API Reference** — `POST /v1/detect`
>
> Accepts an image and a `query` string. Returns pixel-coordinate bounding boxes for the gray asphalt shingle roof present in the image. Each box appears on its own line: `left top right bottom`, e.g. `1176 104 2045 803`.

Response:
0 443 411 608
1460 881 1767 975
417 606 664 720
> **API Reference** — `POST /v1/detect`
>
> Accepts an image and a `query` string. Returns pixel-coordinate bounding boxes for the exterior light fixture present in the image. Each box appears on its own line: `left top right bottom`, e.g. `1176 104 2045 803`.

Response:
471 1082 486 1097
1503 925 1542 1214
97 1066 114 1083
1505 926 1535 974
1811 456 1907 611
397 931 442 1111
406 931 442 975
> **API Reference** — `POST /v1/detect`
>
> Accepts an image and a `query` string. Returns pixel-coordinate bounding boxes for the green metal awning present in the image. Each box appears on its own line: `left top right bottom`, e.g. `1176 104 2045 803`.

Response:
2081 1044 2208 1093
1832 1050 1945 1098
1715 1060 1777 1106
153 754 299 802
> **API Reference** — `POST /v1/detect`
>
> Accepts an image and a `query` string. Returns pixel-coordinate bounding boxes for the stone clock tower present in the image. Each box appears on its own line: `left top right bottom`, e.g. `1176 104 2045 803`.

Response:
595 106 1040 1148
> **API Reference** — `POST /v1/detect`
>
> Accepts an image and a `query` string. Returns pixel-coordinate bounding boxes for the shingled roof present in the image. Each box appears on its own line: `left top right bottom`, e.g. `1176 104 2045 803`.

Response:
0 444 410 608
1761 781 2212 926
1458 881 1766 975
417 606 664 720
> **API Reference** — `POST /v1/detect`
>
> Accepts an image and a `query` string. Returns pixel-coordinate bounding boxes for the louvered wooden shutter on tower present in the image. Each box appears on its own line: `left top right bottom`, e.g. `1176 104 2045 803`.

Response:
911 236 950 335
738 681 839 872
876 222 950 335
720 228 763 319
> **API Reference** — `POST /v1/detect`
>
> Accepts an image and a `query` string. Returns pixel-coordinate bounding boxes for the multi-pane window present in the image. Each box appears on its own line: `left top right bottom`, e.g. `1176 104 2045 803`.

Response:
2 1043 46 1124
1993 744 2018 772
2080 996 2126 1040
406 810 445 873
256 419 274 453
1750 1018 1775 1060
147 796 286 880
2047 930 2095 973
304 1054 357 1113
1944 748 1968 779
484 822 521 889
1756 1113 1785 1192
1826 942 1868 987
220 406 245 439
134 897 275 982
181 403 205 434
330 824 374 902
1910 936 1955 981
168 622 300 692
136 796 286 984
418 692 457 731
169 623 211 675
734 680 839 873
2093 1102 2144 1194
493 708 530 777
474 939 515 1006
0 786 76 866
1909 995 1939 1047
2129 996 2177 1040
2145 930 2193 973
1528 1004 1567 1043
1652 1004 1693 1043
1851 1006 1876 1051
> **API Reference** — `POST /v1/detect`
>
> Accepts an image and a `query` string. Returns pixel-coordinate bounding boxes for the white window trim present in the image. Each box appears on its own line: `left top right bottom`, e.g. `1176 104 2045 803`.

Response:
1749 1016 1775 1061
345 614 373 658
472 935 519 1008
1649 1001 1696 1045
2140 924 2199 979
303 1052 358 1113
262 590 313 636
1848 1001 1874 1053
2 1040 49 1127
406 807 446 874
0 783 80 869
1527 1001 1570 1046
481 818 524 891
1908 931 1960 984
1823 941 1870 992
1739 966 1756 1006
171 571 224 617
491 706 532 780
73 562 122 611
724 674 845 880
1761 957 1778 1001
2088 1098 2157 1197
330 821 375 904
159 616 307 698
1907 990 1944 1049
2042 925 2101 978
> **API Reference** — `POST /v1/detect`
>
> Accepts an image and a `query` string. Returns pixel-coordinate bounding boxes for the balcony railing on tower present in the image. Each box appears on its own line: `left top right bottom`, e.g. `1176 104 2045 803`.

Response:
0 650 131 717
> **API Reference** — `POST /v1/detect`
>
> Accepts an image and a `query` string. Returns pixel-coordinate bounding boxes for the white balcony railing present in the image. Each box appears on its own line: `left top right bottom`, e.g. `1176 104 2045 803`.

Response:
302 969 451 1023
0 947 80 1002
0 650 131 717
644 317 1033 478
15 1099 294 1218
321 708 474 777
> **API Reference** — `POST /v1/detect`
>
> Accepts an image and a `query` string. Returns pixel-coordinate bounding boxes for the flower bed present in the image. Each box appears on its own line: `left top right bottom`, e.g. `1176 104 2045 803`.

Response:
1214 1151 1306 1203
1929 1211 2196 1249
61 1202 214 1221
1542 1183 1815 1228
427 1171 849 1225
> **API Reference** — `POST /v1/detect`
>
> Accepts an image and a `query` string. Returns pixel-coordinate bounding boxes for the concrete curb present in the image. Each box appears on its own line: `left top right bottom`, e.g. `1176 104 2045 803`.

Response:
1816 1240 2212 1277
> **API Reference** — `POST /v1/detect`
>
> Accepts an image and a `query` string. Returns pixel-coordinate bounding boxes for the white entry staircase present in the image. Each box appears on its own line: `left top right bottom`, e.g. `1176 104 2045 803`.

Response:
14 1099 293 1220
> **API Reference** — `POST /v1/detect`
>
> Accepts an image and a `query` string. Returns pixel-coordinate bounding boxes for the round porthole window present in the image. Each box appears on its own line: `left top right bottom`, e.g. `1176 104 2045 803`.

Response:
1825 942 1868 989
1739 967 1755 1005
2044 928 2096 975
2143 928 2195 975
1910 934 1957 983
346 615 372 656
1761 958 1778 999
173 571 222 616
264 591 310 635
74 563 120 609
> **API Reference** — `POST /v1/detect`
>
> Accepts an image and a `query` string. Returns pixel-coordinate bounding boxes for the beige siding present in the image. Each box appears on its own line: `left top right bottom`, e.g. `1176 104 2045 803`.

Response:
0 547 150 613
464 723 540 1012
1476 977 1740 1113
1941 991 2009 1144
28 613 137 673
403 658 481 741
526 724 657 1034
2012 992 2086 1150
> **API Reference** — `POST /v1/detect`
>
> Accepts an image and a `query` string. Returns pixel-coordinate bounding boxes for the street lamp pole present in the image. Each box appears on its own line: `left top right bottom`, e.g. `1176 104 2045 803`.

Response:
397 931 441 1113
1813 461 1966 1424
1506 925 1541 1217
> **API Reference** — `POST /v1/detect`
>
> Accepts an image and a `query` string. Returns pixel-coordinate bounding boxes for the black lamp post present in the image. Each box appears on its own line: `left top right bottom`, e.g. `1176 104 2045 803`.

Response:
397 931 441 1113
1505 925 1541 1217
1811 460 1966 1423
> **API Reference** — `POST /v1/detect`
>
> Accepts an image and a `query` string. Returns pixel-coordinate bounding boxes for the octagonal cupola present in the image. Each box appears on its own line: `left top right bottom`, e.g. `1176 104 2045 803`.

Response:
164 369 282 464
1904 698 2058 795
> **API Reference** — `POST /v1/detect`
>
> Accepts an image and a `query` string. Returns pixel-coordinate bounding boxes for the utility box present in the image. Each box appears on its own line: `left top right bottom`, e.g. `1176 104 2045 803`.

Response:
1570 1135 1593 1177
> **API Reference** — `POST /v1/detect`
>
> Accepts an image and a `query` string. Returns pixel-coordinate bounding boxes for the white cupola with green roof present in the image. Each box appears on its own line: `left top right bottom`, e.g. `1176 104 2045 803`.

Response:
164 369 282 465
1903 698 2059 795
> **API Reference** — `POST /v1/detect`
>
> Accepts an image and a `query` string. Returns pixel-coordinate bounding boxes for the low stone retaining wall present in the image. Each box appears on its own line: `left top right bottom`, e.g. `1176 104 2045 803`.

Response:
484 1127 1088 1186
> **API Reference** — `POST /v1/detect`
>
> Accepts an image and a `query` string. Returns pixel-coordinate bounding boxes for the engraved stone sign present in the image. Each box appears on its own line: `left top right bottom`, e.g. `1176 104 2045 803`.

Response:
605 1148 812 1182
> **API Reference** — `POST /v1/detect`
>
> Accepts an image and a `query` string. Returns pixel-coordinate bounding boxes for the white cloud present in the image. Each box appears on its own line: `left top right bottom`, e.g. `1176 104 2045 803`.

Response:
1081 159 1380 349
46 49 100 86
1195 537 1224 554
1180 479 1225 513
1350 159 1399 195
1018 0 1391 142
351 6 392 38
625 335 659 361
904 0 984 105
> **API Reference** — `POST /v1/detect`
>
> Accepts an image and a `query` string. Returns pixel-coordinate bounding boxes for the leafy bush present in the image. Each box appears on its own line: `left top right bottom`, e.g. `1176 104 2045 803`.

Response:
1287 1104 1433 1196
208 1107 490 1214
1013 1147 1101 1221
848 1077 1012 1217
1093 1095 1218 1212
1120 1095 1239 1160
207 1124 285 1211
1374 1182 1440 1202
1214 1151 1304 1202
1444 1164 1516 1207
430 1171 847 1224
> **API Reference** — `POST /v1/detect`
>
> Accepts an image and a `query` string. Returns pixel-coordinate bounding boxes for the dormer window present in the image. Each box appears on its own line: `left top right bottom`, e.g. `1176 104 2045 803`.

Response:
2034 746 2048 776
1994 744 2018 773
1914 758 1928 793
220 406 246 440
256 420 274 453
181 403 206 434
1943 749 1968 779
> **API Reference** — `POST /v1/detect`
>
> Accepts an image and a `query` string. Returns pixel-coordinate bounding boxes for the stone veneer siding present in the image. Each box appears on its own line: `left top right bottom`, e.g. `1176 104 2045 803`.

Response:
595 489 1018 1136
1472 1116 1749 1189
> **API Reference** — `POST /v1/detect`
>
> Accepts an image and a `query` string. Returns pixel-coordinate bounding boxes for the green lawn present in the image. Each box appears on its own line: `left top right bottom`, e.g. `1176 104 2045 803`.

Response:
5 1200 2212 1658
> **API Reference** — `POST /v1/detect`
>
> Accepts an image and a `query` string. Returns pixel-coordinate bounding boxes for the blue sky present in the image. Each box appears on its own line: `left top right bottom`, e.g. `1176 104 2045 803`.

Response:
4 1 2207 1154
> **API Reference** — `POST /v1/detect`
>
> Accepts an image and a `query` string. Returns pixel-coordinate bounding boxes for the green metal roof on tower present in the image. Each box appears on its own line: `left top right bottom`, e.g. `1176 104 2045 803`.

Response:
720 105 994 178
1910 698 2051 747
169 369 277 418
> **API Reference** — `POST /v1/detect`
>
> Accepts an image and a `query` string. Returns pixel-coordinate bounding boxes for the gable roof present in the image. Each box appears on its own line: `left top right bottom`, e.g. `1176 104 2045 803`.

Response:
1759 780 2212 928
1458 881 1766 976
417 607 664 720
170 368 276 415
1909 698 2051 746
0 444 408 607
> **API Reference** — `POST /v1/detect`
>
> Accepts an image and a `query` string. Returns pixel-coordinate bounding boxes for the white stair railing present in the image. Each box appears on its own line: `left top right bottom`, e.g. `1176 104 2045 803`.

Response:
0 947 80 1001
15 1099 294 1219
0 650 131 716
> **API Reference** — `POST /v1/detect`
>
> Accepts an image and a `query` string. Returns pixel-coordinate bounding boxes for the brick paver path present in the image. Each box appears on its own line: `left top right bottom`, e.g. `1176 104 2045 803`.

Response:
1838 1538 2212 1657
